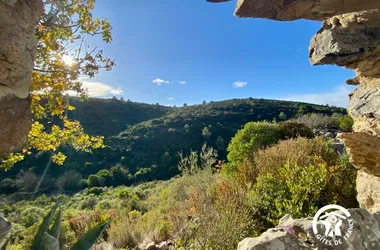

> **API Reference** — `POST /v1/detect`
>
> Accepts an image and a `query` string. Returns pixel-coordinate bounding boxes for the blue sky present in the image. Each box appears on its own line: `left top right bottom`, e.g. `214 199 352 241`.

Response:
82 0 356 107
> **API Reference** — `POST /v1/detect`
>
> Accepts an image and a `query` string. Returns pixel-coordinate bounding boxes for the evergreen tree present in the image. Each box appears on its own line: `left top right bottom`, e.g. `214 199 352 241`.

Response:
279 112 287 121
202 127 211 140
215 136 225 152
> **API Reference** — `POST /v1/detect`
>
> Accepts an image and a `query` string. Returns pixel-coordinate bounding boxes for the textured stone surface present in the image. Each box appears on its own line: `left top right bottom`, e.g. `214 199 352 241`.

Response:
309 10 380 78
238 229 312 250
156 241 170 250
307 9 380 218
0 0 42 156
234 0 380 21
356 170 380 213
0 95 32 155
91 242 116 250
0 213 11 249
0 0 42 98
238 209 380 250
348 77 380 136
338 132 380 177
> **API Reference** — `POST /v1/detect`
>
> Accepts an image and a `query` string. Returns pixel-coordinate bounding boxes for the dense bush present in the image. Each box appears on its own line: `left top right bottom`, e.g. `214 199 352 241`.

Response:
339 114 354 131
248 161 328 228
58 171 82 192
227 122 281 166
277 122 314 139
237 137 357 229
227 121 315 168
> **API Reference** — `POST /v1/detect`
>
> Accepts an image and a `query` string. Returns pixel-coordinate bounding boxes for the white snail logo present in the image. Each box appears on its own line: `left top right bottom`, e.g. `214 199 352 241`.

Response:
312 204 354 246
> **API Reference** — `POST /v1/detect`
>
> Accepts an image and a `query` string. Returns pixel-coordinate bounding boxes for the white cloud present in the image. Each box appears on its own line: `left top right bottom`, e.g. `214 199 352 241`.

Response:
281 85 353 108
67 81 123 97
177 81 186 85
167 97 175 100
233 81 248 88
153 78 170 85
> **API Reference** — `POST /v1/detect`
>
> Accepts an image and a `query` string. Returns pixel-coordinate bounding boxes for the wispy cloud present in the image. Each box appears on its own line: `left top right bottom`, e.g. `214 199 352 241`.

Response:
233 81 248 88
167 97 175 100
281 85 353 107
153 78 170 85
153 78 186 85
67 81 123 97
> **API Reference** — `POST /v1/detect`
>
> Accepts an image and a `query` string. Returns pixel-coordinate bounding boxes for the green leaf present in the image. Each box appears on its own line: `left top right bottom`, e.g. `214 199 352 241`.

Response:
49 209 62 239
71 220 111 250
40 232 59 250
31 201 60 250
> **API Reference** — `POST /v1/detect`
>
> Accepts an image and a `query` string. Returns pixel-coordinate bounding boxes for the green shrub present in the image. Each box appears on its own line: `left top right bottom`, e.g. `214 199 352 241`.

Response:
278 111 287 120
21 207 44 228
278 122 314 139
236 137 358 230
248 161 328 227
227 122 281 166
58 171 82 191
108 210 143 249
80 196 98 210
0 178 17 194
96 199 114 210
339 114 354 131
59 221 76 248
87 175 105 187
87 187 104 195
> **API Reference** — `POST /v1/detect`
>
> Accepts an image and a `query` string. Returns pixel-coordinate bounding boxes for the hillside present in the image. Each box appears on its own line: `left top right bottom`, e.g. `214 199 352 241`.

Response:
109 98 345 176
67 97 172 137
0 97 346 196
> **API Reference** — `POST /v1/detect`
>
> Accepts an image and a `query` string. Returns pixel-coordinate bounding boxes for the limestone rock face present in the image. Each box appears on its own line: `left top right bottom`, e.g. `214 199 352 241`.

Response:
0 0 43 156
338 132 380 177
0 95 32 155
238 210 380 250
309 10 380 78
356 170 380 213
307 8 380 217
234 0 380 21
238 229 312 250
348 77 380 136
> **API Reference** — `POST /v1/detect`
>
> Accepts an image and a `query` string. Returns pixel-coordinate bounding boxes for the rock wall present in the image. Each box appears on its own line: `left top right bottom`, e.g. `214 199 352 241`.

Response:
0 0 43 156
234 0 380 21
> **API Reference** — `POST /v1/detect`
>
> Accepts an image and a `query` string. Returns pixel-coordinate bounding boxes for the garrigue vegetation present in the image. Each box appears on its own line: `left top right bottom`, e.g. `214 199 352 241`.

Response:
1 117 357 249
0 1 358 249
0 98 348 196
